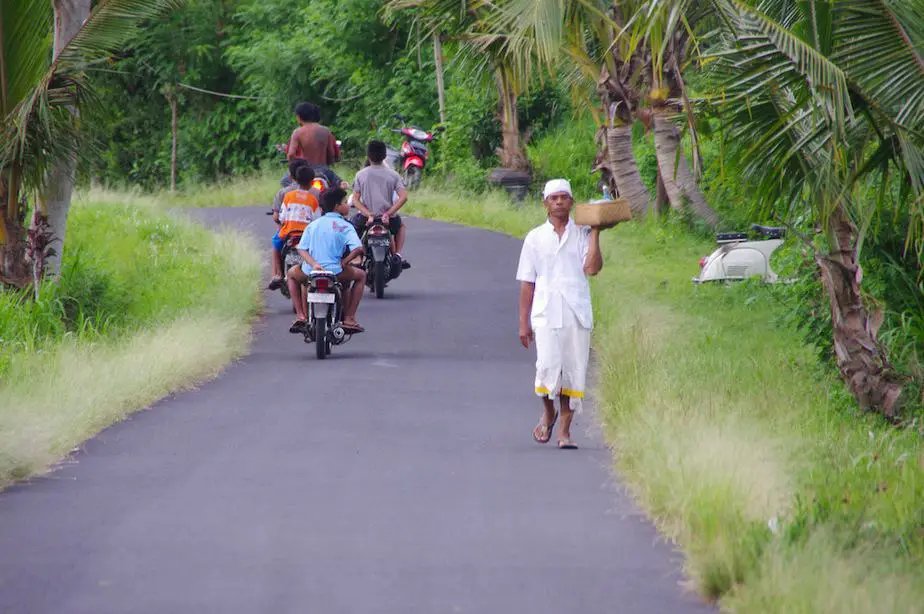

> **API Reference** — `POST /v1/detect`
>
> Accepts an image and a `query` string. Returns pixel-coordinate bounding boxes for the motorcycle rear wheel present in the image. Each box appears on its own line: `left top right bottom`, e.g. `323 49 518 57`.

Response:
314 317 327 360
405 166 421 190
374 261 386 299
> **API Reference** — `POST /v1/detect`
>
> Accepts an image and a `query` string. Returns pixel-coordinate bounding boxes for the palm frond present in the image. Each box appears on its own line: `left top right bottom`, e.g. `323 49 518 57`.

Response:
833 0 924 142
711 0 853 137
56 0 187 67
0 0 52 118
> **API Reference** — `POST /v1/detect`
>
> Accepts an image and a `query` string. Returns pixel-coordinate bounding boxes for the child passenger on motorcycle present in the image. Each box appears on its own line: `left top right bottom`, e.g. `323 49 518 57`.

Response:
273 167 321 315
268 159 310 289
351 140 410 269
287 188 367 335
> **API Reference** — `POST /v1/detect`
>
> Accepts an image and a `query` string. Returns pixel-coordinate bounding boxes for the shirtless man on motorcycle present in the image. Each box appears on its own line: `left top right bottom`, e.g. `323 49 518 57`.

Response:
286 102 348 190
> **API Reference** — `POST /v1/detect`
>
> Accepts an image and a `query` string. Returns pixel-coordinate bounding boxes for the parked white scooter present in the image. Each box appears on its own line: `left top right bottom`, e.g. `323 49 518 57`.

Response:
693 224 786 283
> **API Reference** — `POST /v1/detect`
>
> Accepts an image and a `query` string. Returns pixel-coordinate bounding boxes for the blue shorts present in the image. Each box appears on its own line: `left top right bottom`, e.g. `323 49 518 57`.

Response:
272 230 284 251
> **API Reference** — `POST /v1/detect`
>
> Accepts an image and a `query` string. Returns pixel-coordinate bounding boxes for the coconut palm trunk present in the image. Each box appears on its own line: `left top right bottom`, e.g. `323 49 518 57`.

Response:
594 123 651 214
817 207 903 416
651 109 718 226
39 0 93 278
593 52 651 216
0 169 30 288
495 64 529 172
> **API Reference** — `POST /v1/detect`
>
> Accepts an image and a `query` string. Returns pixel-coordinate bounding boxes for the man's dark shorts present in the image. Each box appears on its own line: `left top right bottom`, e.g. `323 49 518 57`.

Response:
351 213 402 236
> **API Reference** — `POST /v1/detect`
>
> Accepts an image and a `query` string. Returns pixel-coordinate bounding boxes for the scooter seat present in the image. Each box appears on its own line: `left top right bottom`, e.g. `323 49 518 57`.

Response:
751 224 786 239
716 232 749 242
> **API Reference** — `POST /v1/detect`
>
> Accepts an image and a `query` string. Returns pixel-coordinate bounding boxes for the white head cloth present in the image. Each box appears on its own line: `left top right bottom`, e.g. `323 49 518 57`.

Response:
543 178 573 200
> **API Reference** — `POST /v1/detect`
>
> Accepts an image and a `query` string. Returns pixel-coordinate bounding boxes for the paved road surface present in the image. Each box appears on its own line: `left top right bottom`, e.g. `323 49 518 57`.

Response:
0 208 711 613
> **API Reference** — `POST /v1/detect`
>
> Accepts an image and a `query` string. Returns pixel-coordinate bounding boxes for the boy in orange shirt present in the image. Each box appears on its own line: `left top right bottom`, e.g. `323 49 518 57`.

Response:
276 166 320 314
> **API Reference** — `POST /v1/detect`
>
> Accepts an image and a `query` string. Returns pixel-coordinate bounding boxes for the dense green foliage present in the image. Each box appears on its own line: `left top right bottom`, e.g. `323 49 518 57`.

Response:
84 0 576 190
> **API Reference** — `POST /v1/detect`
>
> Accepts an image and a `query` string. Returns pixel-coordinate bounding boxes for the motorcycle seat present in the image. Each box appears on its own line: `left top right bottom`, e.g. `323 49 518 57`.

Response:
751 224 786 239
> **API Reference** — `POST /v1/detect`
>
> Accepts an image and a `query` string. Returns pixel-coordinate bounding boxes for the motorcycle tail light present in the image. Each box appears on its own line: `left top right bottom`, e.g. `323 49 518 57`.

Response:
698 257 708 268
370 226 388 236
311 179 326 191
314 278 331 291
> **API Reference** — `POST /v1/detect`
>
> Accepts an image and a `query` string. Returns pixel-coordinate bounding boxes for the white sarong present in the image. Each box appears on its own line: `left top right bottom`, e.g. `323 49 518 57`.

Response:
533 305 591 413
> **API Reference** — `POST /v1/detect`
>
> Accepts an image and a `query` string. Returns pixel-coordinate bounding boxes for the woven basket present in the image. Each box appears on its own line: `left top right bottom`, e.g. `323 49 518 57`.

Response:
573 199 632 227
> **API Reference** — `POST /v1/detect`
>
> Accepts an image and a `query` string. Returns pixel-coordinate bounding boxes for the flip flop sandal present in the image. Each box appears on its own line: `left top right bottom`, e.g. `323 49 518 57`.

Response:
532 420 556 444
341 323 365 334
268 277 284 290
289 319 308 334
558 439 579 450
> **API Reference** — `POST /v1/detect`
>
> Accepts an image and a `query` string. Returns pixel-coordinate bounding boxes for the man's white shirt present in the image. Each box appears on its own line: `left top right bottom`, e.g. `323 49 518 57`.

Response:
516 218 593 329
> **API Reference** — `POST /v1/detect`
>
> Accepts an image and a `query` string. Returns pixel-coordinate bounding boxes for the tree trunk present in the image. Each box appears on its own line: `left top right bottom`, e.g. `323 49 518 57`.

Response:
593 124 650 215
169 93 178 192
433 33 446 124
0 170 30 288
495 66 529 172
39 0 92 277
817 207 903 417
651 109 718 226
656 168 669 216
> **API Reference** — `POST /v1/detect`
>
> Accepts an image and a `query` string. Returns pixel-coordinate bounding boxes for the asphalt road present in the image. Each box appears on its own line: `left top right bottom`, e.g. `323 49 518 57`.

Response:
0 207 711 613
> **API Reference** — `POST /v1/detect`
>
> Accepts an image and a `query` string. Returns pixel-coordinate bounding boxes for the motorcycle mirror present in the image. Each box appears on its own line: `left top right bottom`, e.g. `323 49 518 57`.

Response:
393 113 406 122
435 125 446 133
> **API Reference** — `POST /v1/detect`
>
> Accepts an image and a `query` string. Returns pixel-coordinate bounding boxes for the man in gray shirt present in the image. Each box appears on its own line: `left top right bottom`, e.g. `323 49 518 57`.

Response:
351 140 411 267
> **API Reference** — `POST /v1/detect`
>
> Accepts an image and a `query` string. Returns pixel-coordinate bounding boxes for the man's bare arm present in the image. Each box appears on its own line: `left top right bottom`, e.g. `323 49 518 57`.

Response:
583 228 603 276
299 249 323 271
353 191 373 218
518 281 535 348
286 130 299 162
387 188 409 217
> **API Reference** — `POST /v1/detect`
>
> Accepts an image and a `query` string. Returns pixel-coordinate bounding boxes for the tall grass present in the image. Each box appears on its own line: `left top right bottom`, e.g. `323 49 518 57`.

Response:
406 189 924 613
0 192 261 486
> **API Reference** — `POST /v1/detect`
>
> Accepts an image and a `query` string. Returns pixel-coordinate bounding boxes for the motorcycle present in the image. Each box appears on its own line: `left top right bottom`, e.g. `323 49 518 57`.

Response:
391 114 443 190
693 224 786 283
362 217 403 299
304 270 353 359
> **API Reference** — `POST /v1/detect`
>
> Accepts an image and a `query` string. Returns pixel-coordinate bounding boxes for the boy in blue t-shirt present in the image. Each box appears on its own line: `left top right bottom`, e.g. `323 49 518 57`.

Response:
287 188 367 334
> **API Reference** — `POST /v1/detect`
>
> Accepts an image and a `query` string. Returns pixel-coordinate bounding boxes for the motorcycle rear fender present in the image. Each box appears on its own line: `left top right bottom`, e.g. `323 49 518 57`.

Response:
312 303 330 319
403 156 424 169
370 244 390 262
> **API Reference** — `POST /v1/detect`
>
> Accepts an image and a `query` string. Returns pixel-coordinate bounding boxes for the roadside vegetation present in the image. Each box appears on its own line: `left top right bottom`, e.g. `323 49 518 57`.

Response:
405 189 924 614
0 192 261 487
3 0 922 610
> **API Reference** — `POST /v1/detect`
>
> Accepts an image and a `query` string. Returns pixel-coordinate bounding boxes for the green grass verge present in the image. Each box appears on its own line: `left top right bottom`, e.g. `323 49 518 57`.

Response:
405 186 924 613
0 192 261 487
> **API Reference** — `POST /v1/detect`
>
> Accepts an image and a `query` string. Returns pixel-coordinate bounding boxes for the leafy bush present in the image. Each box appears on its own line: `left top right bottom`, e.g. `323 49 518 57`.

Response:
527 114 599 200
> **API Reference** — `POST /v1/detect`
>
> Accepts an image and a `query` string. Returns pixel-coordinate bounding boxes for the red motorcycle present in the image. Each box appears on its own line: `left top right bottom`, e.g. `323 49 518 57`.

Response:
391 114 443 189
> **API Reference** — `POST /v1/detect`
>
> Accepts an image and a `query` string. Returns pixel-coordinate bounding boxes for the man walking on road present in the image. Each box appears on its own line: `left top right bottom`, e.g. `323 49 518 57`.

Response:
516 179 603 449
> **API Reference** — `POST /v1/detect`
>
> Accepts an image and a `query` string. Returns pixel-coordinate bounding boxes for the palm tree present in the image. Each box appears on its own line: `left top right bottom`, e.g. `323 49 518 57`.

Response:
489 0 721 222
488 0 655 216
0 0 184 286
384 0 532 172
704 0 924 416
